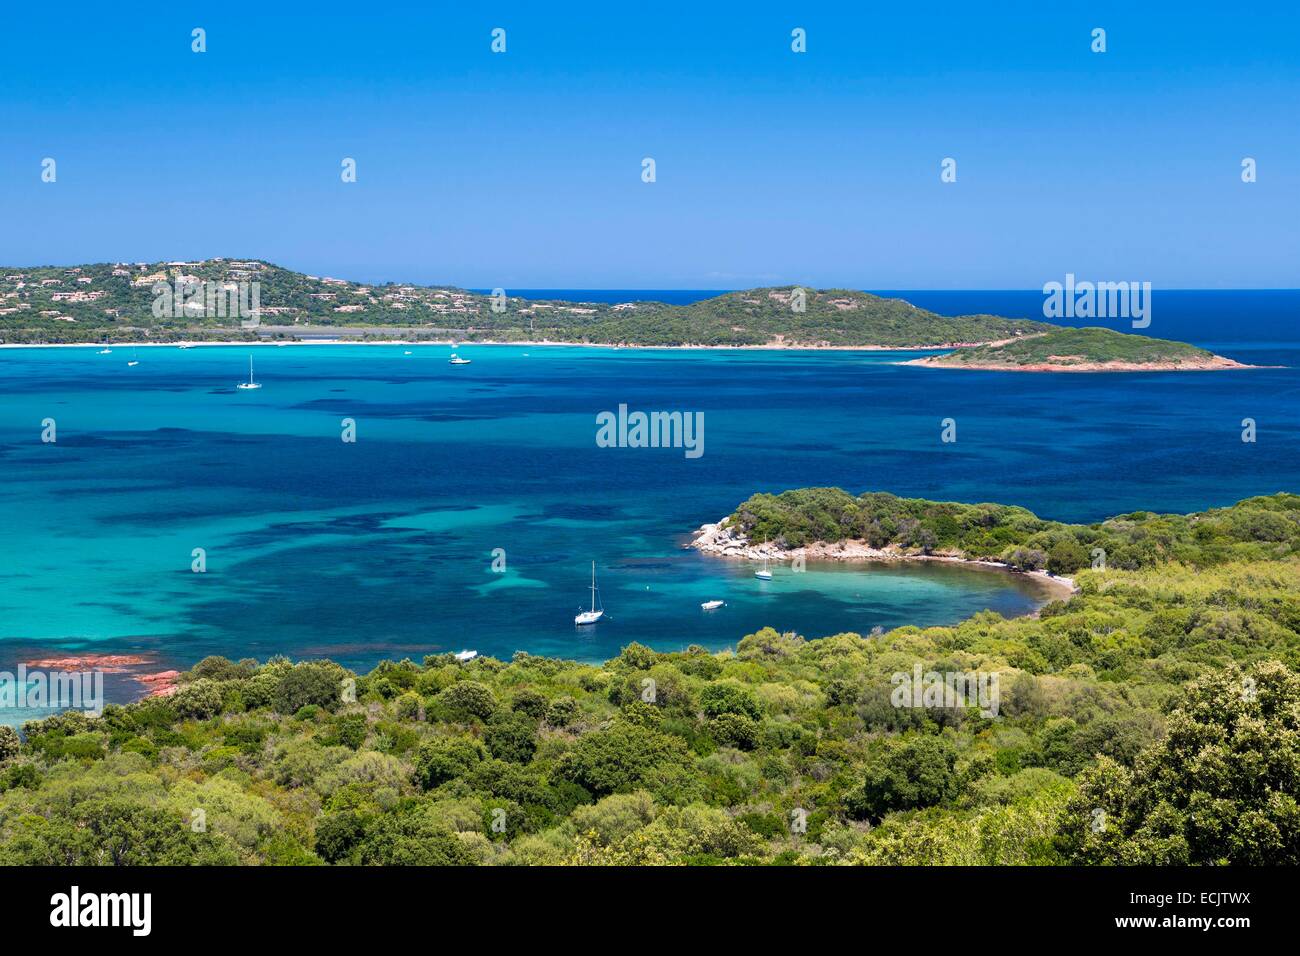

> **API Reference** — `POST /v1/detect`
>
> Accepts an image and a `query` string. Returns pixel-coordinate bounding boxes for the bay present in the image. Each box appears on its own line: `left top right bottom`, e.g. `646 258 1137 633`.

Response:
1 289 1296 717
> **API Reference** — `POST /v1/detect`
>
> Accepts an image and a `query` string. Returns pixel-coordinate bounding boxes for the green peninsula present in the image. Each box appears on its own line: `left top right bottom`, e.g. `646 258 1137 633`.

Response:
907 326 1249 371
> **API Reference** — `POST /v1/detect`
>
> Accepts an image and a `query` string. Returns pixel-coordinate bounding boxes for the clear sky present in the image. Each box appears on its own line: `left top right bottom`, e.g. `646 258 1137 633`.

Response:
2 1 1297 288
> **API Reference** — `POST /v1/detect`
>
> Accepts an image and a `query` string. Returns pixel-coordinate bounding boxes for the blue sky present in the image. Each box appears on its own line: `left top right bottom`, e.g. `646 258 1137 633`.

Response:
2 2 1297 288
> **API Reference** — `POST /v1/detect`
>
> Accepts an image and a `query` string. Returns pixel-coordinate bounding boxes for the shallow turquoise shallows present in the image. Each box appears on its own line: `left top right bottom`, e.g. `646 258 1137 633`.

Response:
2 290 1297 717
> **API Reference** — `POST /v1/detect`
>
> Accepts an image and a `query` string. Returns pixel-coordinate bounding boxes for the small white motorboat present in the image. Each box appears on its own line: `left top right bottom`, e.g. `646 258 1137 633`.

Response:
237 355 262 390
453 649 478 662
574 561 604 625
448 353 471 365
701 600 725 610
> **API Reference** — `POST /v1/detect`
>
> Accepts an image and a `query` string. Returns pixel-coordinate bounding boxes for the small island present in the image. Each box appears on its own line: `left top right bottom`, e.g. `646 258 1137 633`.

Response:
904 326 1253 372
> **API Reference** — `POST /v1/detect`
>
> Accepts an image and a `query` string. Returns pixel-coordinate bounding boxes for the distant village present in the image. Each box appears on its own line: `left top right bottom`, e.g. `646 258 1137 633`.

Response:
0 261 977 349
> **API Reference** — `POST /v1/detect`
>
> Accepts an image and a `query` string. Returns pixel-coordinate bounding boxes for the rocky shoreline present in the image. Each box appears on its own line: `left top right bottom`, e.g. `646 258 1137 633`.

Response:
21 653 179 698
688 516 1078 601
902 354 1256 373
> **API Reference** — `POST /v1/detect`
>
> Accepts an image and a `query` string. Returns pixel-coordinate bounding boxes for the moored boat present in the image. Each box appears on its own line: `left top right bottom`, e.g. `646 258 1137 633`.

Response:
575 561 604 625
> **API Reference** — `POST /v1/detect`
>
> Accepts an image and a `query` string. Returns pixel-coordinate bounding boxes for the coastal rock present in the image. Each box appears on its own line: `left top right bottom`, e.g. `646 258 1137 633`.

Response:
136 670 181 698
906 355 1254 372
689 518 739 552
22 653 154 673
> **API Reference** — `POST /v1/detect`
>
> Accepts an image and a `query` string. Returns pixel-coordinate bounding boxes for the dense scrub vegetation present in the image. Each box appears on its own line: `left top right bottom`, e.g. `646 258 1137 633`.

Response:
729 488 1300 574
2 495 1297 865
0 260 1055 346
922 327 1217 367
561 288 1053 348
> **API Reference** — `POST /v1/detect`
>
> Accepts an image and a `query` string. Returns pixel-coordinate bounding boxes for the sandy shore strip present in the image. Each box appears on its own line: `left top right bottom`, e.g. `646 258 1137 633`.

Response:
688 517 1078 603
0 339 993 352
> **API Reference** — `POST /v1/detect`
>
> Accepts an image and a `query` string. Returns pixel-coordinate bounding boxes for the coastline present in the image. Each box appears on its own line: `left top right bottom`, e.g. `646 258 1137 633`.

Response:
20 653 180 699
1 337 1266 370
688 517 1079 603
901 355 1260 372
0 338 975 352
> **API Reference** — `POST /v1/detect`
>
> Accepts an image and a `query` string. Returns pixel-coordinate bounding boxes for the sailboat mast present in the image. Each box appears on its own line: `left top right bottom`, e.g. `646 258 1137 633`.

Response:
590 561 596 613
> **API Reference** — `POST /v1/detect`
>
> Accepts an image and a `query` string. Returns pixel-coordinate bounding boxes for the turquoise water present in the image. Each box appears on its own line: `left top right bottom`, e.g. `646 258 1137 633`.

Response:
2 291 1298 714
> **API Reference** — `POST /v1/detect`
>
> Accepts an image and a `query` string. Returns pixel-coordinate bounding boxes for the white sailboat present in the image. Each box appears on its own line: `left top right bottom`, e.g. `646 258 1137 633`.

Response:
448 353 471 365
237 355 262 390
754 540 773 580
574 561 604 625
127 348 139 367
97 346 112 354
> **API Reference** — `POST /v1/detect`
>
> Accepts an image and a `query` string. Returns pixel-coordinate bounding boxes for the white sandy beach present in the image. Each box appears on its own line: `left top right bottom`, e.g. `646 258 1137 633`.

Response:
688 516 1079 603
0 338 963 352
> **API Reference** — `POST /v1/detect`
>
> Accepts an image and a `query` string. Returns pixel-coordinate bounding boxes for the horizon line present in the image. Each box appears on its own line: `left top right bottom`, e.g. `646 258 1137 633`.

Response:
2 260 1297 295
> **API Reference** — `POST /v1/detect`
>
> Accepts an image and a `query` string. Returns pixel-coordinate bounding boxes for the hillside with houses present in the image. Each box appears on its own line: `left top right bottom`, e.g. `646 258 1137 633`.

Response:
0 259 1054 347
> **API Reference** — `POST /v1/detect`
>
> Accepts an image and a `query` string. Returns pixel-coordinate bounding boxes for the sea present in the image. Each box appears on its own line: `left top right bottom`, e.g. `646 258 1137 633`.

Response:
1 289 1297 720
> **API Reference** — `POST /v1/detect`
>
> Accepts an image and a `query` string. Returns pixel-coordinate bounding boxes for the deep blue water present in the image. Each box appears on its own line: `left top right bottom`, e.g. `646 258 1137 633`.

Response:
1 290 1297 716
